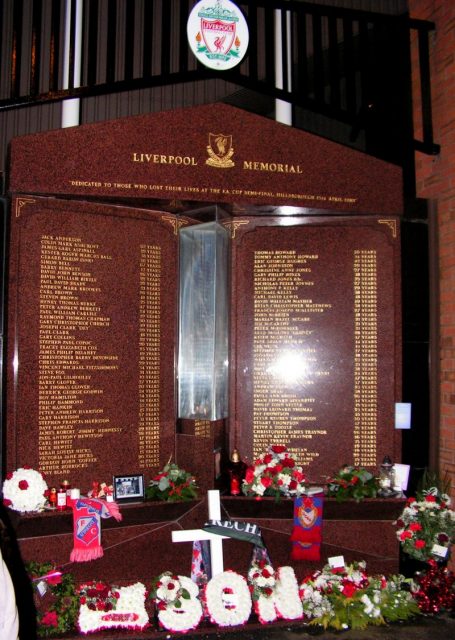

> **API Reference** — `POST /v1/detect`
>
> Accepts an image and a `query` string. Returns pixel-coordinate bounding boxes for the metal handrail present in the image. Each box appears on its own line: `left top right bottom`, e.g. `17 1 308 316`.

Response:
0 1 439 157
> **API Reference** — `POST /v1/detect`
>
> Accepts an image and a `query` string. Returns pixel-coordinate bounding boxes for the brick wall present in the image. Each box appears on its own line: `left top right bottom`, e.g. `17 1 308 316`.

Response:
409 0 455 502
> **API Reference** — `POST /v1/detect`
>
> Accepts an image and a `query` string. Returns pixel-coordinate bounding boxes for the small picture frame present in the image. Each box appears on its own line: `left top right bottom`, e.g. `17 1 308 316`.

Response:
113 474 144 502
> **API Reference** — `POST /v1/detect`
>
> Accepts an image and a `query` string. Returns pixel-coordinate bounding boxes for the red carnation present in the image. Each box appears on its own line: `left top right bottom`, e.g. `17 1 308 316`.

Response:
400 530 413 540
351 476 359 484
96 582 106 591
409 522 422 532
262 568 272 578
245 468 255 484
96 601 105 611
264 587 273 596
18 480 29 490
341 582 357 598
263 454 272 464
289 480 297 490
406 497 416 505
261 477 272 488
46 573 62 586
3 498 12 507
438 533 449 543
80 596 87 605
167 582 175 590
425 495 437 503
414 539 426 549
41 611 58 628
270 445 286 454
6 472 13 480
282 457 295 468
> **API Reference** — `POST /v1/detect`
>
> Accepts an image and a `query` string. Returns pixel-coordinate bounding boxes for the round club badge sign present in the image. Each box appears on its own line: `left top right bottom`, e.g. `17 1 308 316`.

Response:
187 0 249 70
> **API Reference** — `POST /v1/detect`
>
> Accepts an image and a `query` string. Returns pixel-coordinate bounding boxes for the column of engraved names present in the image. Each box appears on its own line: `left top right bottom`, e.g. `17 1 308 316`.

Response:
253 250 330 465
38 236 118 474
353 249 378 466
138 245 161 467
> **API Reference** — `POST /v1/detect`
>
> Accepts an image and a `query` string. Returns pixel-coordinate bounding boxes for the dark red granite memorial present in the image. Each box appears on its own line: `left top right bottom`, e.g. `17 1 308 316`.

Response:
6 196 181 490
4 103 405 592
229 215 401 480
8 103 402 214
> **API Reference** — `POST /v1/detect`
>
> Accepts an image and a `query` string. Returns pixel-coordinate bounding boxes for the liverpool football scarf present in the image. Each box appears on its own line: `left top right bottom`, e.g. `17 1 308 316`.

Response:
290 493 324 561
70 498 122 562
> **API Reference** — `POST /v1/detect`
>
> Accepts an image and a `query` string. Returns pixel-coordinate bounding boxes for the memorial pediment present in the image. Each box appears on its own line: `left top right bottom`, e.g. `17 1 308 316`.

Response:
9 103 402 214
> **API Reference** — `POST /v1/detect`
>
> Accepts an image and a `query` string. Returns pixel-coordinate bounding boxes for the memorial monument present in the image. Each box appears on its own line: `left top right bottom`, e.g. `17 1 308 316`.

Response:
4 103 403 579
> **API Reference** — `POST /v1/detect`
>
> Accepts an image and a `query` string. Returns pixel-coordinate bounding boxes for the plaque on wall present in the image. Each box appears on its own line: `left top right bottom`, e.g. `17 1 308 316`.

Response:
6 196 179 489
229 216 401 481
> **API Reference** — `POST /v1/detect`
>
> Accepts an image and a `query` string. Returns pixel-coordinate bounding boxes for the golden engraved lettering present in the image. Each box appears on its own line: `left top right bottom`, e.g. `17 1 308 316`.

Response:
138 244 161 467
253 250 332 464
38 235 119 475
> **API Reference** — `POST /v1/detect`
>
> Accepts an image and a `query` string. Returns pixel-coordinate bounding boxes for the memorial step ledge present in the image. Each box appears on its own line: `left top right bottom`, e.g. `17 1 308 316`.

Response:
221 496 406 521
8 499 202 539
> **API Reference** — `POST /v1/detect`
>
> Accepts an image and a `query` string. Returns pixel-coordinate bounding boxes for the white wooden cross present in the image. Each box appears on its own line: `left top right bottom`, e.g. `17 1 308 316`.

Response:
171 490 227 577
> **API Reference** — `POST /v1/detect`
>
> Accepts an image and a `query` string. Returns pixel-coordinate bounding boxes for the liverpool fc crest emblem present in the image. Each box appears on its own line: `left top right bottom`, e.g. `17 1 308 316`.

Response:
206 133 235 168
187 0 249 71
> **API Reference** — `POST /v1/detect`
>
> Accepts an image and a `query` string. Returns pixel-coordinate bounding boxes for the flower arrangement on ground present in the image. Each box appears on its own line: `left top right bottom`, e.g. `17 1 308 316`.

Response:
327 465 378 502
78 582 148 633
27 562 79 637
394 487 455 562
152 571 202 632
242 445 306 499
204 570 252 627
3 467 48 513
145 461 198 502
248 558 277 623
299 561 419 630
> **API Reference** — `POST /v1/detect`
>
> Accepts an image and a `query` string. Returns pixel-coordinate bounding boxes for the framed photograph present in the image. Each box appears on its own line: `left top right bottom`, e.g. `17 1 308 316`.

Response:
113 474 144 502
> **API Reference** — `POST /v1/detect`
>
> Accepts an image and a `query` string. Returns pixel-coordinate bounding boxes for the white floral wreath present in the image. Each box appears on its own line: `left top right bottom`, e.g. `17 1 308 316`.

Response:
204 570 252 627
2 467 48 513
154 573 202 632
78 582 148 634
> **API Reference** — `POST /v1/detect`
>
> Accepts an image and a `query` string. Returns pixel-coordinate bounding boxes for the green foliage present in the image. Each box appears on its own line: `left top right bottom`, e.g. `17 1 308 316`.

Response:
327 465 379 502
417 469 451 500
26 561 79 638
145 462 198 502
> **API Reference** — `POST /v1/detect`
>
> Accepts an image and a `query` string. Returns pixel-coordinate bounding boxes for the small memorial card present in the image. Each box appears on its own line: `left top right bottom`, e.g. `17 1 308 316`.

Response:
328 555 345 571
393 463 410 493
36 580 48 597
431 544 448 559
